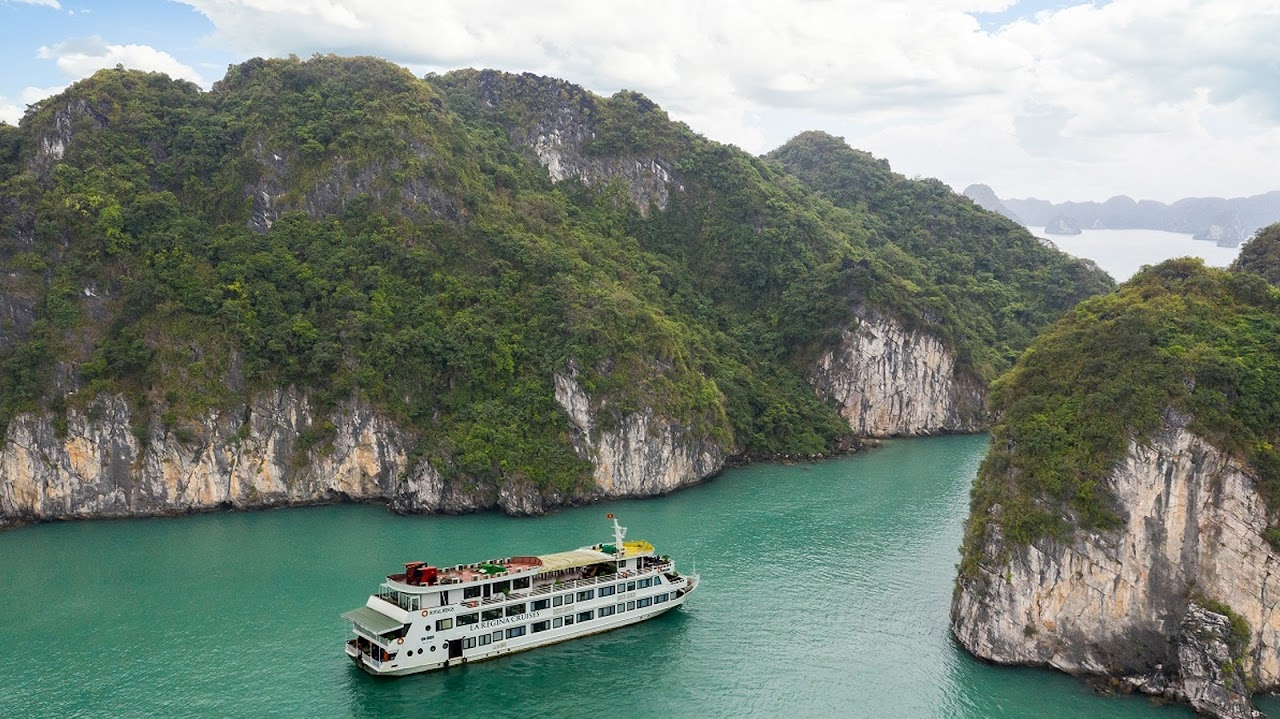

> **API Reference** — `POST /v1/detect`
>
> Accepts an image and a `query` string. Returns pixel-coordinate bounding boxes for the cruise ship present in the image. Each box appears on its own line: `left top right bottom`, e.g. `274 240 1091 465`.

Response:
342 515 700 675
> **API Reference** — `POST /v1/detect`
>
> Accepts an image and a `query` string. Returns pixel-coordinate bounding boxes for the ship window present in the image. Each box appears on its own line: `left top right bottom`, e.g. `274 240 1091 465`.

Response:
463 586 481 599
478 634 491 647
513 577 531 590
576 590 594 602
505 603 526 617
638 597 651 608
598 585 616 597
506 626 526 639
464 637 477 649
577 610 594 622
552 595 564 607
553 618 563 628
655 593 668 603
457 613 478 626
481 608 502 621
564 594 575 604
492 580 510 594
532 599 550 611
638 578 652 589
563 615 575 626
532 621 550 633
598 605 615 617
626 581 636 592
435 618 453 631
492 630 503 642
616 603 624 613
627 601 635 611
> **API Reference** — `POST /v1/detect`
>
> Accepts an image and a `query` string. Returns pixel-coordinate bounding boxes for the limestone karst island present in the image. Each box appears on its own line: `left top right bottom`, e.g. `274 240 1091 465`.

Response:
1 42 1278 719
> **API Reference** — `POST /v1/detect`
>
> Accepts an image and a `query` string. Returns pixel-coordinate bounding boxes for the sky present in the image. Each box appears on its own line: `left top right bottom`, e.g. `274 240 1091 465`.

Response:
0 0 1277 203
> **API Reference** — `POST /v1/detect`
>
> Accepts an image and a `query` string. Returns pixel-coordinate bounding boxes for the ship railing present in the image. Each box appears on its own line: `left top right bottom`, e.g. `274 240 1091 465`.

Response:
468 562 673 605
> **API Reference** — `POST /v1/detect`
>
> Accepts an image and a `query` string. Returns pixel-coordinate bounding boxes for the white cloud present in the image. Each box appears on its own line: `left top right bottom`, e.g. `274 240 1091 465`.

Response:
37 36 206 86
165 0 1280 201
0 84 68 125
6 0 62 8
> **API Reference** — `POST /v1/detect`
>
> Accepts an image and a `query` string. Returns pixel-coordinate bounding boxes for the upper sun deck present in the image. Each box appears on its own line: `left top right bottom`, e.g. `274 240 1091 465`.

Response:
385 540 656 591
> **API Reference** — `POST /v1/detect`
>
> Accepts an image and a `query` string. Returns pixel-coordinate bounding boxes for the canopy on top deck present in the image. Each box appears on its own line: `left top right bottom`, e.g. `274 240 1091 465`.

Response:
341 606 403 635
536 541 655 573
535 549 613 572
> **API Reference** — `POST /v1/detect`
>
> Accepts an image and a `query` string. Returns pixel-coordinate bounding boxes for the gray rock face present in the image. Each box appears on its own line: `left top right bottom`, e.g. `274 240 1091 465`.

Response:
810 309 985 437
2 305 983 525
952 417 1280 718
1177 604 1264 719
472 71 682 216
27 97 109 176
0 379 726 524
245 137 462 233
553 370 726 497
0 390 424 522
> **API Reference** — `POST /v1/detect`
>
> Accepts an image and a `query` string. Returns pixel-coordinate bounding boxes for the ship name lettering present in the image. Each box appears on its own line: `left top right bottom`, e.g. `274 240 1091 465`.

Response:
473 612 536 630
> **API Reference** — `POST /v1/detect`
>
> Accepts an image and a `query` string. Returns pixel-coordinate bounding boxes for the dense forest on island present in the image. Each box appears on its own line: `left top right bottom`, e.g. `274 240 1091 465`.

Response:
0 55 1110 498
960 223 1280 574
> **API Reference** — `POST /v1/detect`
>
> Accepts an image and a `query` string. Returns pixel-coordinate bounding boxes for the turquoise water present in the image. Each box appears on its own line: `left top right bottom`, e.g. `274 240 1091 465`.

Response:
1 435 1218 717
1028 226 1240 282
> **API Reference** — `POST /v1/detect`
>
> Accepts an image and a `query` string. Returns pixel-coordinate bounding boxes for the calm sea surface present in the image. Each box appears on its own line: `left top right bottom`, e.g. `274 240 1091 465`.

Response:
1029 226 1242 282
14 434 1271 718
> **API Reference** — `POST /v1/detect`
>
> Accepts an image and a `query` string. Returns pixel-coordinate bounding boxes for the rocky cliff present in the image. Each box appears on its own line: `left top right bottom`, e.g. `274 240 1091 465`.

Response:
1 314 984 526
554 370 725 496
0 382 733 525
440 69 683 216
952 416 1280 718
811 310 985 437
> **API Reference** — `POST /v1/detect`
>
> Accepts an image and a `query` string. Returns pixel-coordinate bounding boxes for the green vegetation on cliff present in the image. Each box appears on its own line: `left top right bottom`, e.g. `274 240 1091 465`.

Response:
769 131 1111 382
1232 222 1280 287
0 55 1108 492
961 257 1280 573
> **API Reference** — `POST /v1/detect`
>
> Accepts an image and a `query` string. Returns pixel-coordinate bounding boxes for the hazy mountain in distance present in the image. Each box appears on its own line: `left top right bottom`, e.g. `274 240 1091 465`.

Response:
962 184 1023 225
985 189 1280 248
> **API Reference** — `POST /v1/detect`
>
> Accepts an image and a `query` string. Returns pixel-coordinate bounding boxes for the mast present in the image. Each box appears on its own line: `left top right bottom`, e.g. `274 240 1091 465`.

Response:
608 513 626 574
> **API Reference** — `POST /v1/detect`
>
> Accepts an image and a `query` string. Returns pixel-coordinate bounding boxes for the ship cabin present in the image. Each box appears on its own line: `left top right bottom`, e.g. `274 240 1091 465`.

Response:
372 540 667 613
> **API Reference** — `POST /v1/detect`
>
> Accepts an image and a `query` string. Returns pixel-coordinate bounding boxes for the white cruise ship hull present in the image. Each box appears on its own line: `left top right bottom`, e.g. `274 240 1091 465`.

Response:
343 527 699 677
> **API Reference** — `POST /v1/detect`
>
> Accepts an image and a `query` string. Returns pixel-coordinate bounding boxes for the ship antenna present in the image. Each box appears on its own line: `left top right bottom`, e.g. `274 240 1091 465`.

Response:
607 513 626 572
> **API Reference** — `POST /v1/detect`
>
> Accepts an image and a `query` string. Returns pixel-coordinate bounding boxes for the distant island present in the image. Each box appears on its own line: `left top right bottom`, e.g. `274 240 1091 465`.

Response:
1043 215 1081 235
963 184 1280 248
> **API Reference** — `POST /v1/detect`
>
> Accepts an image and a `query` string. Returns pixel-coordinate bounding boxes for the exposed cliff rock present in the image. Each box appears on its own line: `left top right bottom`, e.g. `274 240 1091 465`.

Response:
952 417 1280 718
461 70 683 215
245 137 462 233
1 375 734 525
553 370 726 497
810 309 985 437
27 97 109 176
0 390 427 524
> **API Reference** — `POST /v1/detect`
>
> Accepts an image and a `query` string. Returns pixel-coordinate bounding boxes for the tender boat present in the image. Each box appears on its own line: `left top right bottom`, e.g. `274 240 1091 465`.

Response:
342 514 700 675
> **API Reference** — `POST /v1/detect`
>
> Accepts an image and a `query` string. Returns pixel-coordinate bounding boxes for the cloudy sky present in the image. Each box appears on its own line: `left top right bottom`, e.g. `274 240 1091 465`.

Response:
0 0 1276 203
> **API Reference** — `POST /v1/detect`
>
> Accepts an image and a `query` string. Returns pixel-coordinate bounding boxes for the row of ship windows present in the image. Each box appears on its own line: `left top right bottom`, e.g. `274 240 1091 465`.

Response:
435 577 663 631
457 573 659 601
455 593 673 649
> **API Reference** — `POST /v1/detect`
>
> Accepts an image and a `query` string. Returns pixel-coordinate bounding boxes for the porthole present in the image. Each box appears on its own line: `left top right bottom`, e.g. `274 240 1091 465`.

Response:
430 645 436 652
